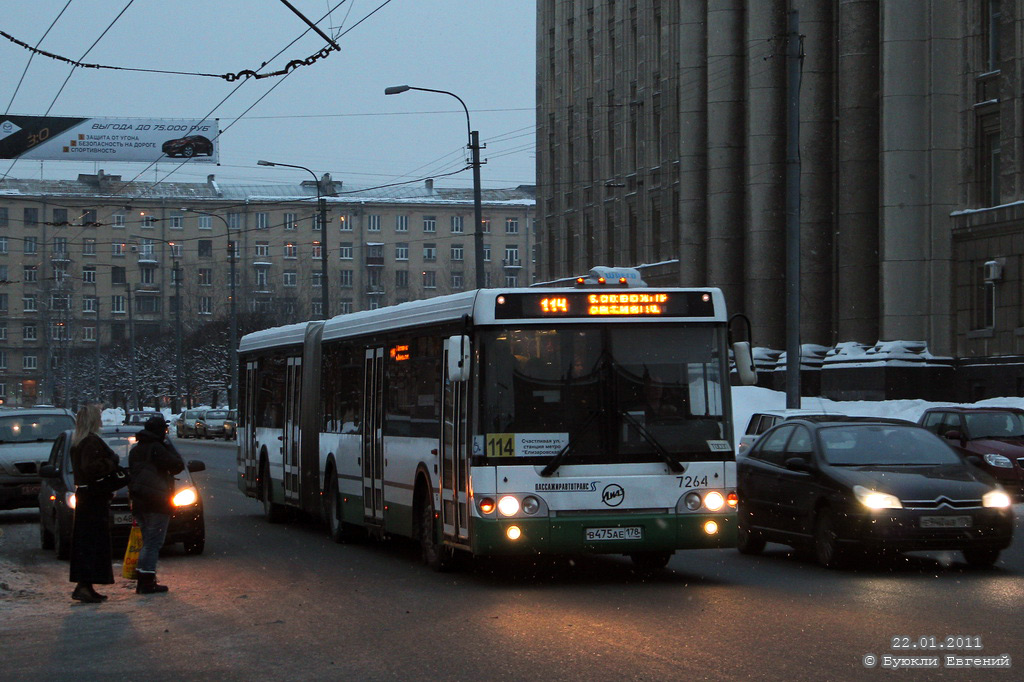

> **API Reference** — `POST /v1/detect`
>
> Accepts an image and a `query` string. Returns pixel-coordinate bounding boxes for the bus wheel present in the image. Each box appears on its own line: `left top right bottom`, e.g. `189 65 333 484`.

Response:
261 461 287 523
630 551 672 573
418 489 454 572
327 474 359 543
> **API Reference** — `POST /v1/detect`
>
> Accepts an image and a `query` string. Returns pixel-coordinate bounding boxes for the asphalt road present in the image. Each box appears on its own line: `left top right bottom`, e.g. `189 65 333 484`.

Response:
2 439 1022 681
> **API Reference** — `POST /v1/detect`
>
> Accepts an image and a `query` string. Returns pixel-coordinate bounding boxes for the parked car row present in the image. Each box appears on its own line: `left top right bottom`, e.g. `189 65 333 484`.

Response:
176 409 236 440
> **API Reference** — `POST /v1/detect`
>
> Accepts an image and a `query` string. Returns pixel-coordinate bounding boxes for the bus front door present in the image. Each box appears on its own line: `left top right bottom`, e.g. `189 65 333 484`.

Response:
441 342 470 543
282 356 302 504
241 360 259 496
362 347 385 525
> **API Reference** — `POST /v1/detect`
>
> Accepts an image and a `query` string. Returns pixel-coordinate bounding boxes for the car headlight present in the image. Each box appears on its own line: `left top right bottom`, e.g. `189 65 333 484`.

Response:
983 453 1014 469
983 490 1012 508
65 492 77 510
173 487 198 507
853 485 902 510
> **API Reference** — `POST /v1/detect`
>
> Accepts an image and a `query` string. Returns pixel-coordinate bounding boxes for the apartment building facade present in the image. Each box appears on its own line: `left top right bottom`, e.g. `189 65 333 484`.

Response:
0 172 535 405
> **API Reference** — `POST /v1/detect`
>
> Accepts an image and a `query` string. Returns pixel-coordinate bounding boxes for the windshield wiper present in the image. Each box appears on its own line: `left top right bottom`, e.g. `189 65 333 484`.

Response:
540 410 601 477
619 410 684 473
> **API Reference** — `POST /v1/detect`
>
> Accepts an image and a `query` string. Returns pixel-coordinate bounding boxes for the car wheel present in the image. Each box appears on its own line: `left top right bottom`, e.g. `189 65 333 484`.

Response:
40 516 55 550
736 517 766 555
417 487 454 571
962 547 1000 568
55 514 71 560
182 143 196 158
813 509 847 569
629 551 673 572
261 460 287 523
183 536 205 555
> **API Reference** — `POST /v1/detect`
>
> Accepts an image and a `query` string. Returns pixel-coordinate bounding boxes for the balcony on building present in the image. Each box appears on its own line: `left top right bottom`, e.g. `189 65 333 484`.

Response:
365 283 385 294
136 252 158 264
365 242 384 267
502 258 522 269
50 251 71 263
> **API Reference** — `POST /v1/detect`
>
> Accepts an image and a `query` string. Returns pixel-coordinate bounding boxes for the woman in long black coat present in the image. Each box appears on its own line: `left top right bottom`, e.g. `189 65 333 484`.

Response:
68 404 119 603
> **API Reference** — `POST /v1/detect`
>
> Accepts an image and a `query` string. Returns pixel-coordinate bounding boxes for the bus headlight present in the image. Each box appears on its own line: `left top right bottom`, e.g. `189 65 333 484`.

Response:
173 487 198 507
478 497 496 514
521 496 541 515
506 525 522 540
704 491 725 511
497 496 520 516
684 492 702 511
703 520 719 535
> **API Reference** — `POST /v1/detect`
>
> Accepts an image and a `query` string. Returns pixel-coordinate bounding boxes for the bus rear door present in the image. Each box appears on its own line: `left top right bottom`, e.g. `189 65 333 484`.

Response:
362 347 385 525
441 340 470 544
282 356 302 504
240 359 259 496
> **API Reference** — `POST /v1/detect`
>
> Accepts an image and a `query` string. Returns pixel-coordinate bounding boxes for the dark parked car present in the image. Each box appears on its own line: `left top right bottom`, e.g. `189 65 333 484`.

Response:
919 407 1024 500
0 407 76 510
38 425 206 559
195 409 235 440
161 135 213 158
737 419 1014 568
124 410 162 426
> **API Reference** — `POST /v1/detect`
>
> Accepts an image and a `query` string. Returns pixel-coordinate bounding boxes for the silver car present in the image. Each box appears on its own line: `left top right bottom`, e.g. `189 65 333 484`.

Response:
0 407 76 510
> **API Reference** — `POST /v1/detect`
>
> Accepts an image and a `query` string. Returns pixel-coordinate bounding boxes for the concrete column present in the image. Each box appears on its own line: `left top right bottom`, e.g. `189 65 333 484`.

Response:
795 0 835 346
744 0 787 349
677 1 709 286
706 0 747 312
836 0 880 344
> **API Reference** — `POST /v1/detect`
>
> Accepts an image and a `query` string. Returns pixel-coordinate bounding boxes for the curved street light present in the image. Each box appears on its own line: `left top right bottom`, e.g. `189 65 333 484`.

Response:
385 84 485 289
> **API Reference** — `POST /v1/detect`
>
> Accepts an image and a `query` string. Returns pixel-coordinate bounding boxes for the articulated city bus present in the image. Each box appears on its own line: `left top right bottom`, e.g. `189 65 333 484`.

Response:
237 275 756 570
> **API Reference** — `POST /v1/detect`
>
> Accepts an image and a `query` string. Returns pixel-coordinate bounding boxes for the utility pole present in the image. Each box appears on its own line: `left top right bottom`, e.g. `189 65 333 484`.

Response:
94 288 102 403
785 9 803 409
470 130 485 289
127 284 138 410
174 258 183 412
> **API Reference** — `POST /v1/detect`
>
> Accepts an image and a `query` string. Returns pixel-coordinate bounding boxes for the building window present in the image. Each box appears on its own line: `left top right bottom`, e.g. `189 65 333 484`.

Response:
23 355 38 371
339 243 353 260
255 241 270 257
395 215 408 232
199 296 212 315
312 271 323 287
367 214 381 232
505 274 519 287
113 213 126 228
52 208 68 225
140 267 155 285
338 215 351 232
283 271 297 287
23 324 37 341
141 215 155 228
24 208 39 226
25 236 38 254
83 326 96 342
83 238 96 255
23 295 37 312
284 243 297 259
170 243 183 258
83 296 97 313
423 244 437 261
452 272 464 290
0 352 5 370
24 265 38 283
423 270 437 289
505 217 519 234
0 324 5 341
312 242 322 259
339 270 352 287
978 112 1000 207
228 213 242 230
985 0 1002 72
395 270 409 288
199 268 213 286
255 268 270 288
136 296 160 314
284 212 297 230
451 215 464 233
483 244 491 262
50 294 70 310
504 245 520 265
0 293 6 312
423 215 436 233
198 215 212 230
338 299 352 314
0 207 7 227
83 265 96 283
111 266 126 285
112 241 125 257
169 214 183 229
53 265 68 283
80 209 97 225
311 300 323 316
482 218 491 233
111 295 126 314
198 240 212 258
396 243 409 261
139 238 155 257
256 212 269 229
313 213 323 231
451 244 464 261
0 236 7 253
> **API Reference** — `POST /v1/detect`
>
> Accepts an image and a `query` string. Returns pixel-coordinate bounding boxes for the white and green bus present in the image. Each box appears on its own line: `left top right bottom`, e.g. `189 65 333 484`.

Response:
238 275 756 570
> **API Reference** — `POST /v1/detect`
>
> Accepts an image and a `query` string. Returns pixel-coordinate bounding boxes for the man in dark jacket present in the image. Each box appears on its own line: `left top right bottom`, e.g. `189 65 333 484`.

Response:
129 416 183 594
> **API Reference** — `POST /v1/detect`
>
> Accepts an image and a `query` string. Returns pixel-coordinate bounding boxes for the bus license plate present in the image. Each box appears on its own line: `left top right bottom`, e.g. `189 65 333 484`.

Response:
113 512 134 526
920 515 971 529
586 526 643 541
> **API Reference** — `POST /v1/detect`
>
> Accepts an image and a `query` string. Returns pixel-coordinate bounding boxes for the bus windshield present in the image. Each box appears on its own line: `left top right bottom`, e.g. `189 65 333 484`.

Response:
478 324 730 465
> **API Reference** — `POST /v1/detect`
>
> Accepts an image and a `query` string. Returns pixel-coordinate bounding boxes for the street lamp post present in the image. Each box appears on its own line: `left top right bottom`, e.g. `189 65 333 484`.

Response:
258 160 330 318
385 84 485 289
183 209 238 410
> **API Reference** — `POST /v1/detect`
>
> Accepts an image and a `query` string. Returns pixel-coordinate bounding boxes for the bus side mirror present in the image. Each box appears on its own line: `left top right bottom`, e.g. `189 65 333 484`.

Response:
448 335 471 382
733 341 757 386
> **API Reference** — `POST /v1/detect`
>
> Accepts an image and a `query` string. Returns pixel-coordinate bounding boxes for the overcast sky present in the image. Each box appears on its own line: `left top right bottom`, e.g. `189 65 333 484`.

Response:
0 0 537 191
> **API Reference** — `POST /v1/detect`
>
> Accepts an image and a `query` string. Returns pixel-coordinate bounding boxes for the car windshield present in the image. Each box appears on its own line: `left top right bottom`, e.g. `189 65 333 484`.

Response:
205 411 229 419
0 414 75 443
964 412 1024 439
100 429 140 464
479 324 730 465
819 425 962 466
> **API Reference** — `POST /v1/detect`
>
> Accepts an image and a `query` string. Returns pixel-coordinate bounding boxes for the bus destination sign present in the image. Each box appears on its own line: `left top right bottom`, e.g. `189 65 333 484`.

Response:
494 291 716 319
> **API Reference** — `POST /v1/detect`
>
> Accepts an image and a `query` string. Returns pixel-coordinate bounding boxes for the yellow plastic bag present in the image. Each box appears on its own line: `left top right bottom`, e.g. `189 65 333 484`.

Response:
122 523 142 580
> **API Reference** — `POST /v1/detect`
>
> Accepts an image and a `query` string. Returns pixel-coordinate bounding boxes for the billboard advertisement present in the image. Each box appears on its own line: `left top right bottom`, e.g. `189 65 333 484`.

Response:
0 115 219 163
